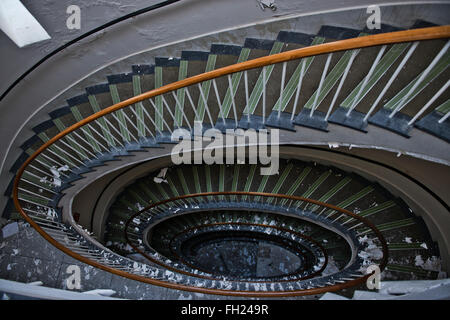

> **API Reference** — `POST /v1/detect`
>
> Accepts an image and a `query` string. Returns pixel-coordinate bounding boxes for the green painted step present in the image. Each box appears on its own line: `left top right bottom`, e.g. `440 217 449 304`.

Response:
307 176 352 211
321 185 374 217
358 217 416 235
244 41 284 115
36 132 77 168
17 192 49 206
342 200 396 224
110 207 133 220
88 95 116 147
52 118 88 159
295 171 331 208
219 164 225 200
118 196 142 212
435 99 450 114
154 66 164 131
71 106 102 152
22 171 55 190
301 34 369 112
126 189 148 208
242 164 257 200
25 148 52 170
221 48 251 118
175 60 189 127
231 165 240 201
280 166 311 205
155 183 170 200
254 174 270 202
132 75 147 137
205 165 213 200
376 217 416 231
386 264 438 278
192 166 202 194
383 49 450 111
166 176 181 197
388 242 428 250
110 84 132 142
138 181 161 203
205 165 213 192
177 168 191 195
272 37 326 112
266 163 293 204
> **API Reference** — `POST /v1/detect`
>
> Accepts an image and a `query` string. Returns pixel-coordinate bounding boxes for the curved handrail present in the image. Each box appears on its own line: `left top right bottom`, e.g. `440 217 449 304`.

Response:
12 26 448 296
11 26 450 183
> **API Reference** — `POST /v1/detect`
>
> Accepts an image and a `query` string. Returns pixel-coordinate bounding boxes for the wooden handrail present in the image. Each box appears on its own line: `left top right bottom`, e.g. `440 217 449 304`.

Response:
12 26 448 296
11 26 450 184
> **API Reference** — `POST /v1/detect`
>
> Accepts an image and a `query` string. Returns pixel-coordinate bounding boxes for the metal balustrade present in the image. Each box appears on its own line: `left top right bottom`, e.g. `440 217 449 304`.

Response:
11 26 449 296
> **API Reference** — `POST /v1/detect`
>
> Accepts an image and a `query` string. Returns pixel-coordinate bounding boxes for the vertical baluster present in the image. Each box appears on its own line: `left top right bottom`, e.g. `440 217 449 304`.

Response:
363 42 419 122
262 66 266 124
389 40 450 118
325 49 358 121
119 109 140 142
212 78 226 125
149 98 173 134
197 83 215 127
227 74 238 127
185 86 201 123
64 134 99 159
161 95 179 129
346 45 387 117
141 101 163 136
129 105 156 139
310 53 332 117
438 110 450 123
244 70 250 123
408 79 450 125
278 62 287 119
172 91 192 131
291 59 306 121
85 121 121 150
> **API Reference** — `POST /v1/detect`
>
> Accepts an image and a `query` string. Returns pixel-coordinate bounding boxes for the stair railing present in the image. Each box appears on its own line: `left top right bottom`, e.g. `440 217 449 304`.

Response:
12 26 449 296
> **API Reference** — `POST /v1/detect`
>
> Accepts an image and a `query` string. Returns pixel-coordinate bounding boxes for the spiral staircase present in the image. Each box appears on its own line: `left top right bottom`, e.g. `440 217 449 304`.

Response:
0 3 449 299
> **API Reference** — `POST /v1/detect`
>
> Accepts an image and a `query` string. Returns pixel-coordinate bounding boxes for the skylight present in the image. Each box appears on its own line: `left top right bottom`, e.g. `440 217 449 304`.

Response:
0 0 51 48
